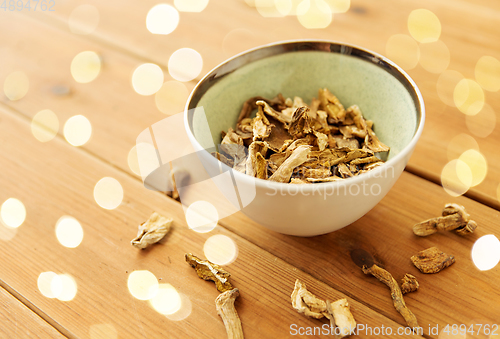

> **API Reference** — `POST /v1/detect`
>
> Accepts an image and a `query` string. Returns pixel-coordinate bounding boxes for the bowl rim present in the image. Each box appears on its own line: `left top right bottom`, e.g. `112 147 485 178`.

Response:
184 39 425 190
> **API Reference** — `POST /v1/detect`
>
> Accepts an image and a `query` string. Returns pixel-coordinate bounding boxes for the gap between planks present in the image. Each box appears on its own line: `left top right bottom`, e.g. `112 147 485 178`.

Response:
0 280 72 339
0 102 428 339
13 5 500 215
0 98 461 338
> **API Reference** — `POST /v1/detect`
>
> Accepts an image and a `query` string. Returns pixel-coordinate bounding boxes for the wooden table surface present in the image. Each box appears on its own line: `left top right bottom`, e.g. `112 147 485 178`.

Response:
1 0 499 338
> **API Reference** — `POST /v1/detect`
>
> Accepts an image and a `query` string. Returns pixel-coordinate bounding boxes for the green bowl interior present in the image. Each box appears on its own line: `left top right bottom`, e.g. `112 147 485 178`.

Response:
194 50 417 160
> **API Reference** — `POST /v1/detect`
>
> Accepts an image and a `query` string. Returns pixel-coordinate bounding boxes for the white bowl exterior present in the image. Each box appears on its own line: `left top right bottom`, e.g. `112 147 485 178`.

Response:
185 40 425 236
187 129 417 236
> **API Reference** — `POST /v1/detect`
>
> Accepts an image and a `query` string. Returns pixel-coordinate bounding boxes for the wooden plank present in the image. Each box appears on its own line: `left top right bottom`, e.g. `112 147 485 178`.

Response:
0 285 66 338
220 170 500 337
0 10 498 336
13 0 500 206
0 11 193 178
0 106 425 338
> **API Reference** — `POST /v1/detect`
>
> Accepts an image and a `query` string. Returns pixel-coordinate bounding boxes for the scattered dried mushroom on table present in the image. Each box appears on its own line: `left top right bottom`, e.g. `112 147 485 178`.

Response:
362 264 419 329
291 279 356 337
413 203 477 237
400 273 419 295
213 89 389 183
411 247 455 274
216 288 244 339
130 212 173 249
185 253 233 292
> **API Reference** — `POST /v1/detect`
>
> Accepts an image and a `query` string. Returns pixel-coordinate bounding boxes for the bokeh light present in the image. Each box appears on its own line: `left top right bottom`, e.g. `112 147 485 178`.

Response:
146 4 179 35
386 34 420 70
1 198 26 228
168 48 203 82
155 81 189 114
89 324 118 339
325 0 350 13
475 56 500 92
127 270 159 300
447 133 479 161
185 200 218 233
55 216 84 248
454 79 485 116
256 0 285 17
150 284 182 315
51 274 78 301
458 149 487 187
64 115 92 146
132 63 164 96
203 234 238 265
174 0 209 12
127 143 160 177
3 71 29 101
165 293 192 321
71 51 101 84
93 177 124 210
441 159 472 197
297 0 332 29
437 70 465 107
465 103 496 138
68 4 100 35
31 109 59 143
38 272 59 298
471 235 500 271
274 0 293 16
407 9 441 43
418 40 450 73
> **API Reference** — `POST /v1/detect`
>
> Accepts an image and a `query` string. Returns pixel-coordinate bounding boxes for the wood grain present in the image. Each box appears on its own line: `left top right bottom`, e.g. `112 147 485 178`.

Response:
13 0 500 206
0 106 425 338
0 2 499 338
0 286 66 339
216 170 500 337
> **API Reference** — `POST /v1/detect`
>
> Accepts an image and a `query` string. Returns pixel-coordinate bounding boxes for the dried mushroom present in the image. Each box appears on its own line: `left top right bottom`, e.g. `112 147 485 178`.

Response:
411 247 455 274
328 299 356 337
185 253 233 292
400 274 419 295
362 264 419 329
291 279 356 337
131 212 173 249
413 203 477 236
291 279 329 319
216 288 244 339
213 88 389 183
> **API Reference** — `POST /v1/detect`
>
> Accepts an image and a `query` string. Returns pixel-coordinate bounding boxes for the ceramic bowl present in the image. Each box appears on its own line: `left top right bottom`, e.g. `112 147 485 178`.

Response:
185 40 425 236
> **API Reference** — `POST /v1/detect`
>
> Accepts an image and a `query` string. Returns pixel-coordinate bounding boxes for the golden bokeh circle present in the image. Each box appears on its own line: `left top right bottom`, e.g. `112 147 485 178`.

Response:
453 79 485 116
458 149 487 187
3 71 29 101
71 51 101 84
297 0 332 29
475 55 500 92
31 109 59 142
64 115 92 146
408 9 441 43
441 159 472 197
